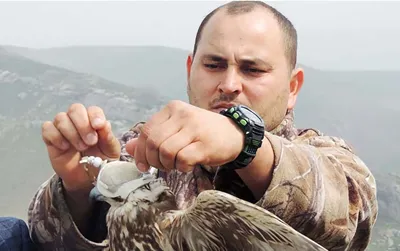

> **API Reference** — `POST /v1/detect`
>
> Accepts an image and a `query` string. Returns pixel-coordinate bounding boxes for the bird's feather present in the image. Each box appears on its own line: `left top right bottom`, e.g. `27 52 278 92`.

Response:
87 158 328 251
158 189 328 251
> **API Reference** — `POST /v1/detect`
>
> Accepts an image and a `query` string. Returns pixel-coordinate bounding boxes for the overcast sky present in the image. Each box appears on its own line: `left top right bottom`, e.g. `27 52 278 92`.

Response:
0 1 399 71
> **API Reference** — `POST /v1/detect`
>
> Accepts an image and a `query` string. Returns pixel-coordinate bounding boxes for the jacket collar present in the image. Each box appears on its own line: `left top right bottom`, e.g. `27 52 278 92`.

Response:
269 109 298 141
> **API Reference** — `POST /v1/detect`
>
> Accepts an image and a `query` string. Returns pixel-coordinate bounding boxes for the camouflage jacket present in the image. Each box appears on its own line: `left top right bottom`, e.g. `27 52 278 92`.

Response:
27 110 378 250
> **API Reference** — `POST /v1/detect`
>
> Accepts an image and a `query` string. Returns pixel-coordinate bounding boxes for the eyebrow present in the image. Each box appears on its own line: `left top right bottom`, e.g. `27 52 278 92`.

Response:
202 54 225 62
202 54 270 67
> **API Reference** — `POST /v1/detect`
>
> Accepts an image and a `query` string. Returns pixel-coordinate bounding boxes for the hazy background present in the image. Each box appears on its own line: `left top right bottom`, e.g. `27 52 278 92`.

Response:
0 1 399 250
1 1 400 71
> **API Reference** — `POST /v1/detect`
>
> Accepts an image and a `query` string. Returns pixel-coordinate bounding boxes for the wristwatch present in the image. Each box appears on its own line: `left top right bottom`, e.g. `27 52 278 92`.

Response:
219 105 265 169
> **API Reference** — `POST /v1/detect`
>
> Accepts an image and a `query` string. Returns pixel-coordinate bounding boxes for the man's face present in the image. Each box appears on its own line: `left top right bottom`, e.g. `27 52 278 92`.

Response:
186 7 304 131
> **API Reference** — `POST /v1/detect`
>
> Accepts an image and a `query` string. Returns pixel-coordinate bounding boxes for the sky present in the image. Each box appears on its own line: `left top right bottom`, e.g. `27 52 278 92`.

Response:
0 1 399 71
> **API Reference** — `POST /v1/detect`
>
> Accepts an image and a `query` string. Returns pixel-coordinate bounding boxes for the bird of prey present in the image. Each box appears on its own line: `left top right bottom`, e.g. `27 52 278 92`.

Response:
81 156 328 251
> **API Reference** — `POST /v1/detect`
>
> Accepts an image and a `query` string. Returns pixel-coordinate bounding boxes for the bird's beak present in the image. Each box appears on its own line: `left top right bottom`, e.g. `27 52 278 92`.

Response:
89 186 105 202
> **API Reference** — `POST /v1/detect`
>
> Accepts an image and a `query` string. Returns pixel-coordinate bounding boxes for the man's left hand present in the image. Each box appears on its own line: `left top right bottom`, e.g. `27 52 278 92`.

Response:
125 100 244 173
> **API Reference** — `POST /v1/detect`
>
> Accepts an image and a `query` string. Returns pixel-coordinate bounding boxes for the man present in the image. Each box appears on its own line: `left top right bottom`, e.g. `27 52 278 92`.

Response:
27 1 378 250
0 217 37 251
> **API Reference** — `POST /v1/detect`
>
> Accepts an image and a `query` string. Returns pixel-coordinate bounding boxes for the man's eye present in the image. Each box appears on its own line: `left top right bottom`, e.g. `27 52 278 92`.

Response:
243 67 264 73
204 64 219 69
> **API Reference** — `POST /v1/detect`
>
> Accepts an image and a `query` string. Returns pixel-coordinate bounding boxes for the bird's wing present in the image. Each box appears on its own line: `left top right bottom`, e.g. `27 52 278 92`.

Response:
160 189 328 251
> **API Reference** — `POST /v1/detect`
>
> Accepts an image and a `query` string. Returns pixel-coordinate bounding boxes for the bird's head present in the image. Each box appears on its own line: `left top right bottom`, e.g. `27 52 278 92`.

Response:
89 161 175 209
88 161 178 250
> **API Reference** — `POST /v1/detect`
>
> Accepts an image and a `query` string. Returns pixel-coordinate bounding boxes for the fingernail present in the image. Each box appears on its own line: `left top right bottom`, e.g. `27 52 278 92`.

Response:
137 162 148 172
92 118 104 127
86 132 97 145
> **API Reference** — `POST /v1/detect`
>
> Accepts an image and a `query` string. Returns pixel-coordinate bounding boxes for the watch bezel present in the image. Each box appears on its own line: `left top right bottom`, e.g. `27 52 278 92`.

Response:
236 105 264 125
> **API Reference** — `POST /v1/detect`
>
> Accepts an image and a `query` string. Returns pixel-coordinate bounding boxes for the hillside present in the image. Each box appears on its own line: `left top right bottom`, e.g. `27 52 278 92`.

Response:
3 45 189 100
0 48 169 219
4 45 400 174
0 45 399 250
294 67 400 174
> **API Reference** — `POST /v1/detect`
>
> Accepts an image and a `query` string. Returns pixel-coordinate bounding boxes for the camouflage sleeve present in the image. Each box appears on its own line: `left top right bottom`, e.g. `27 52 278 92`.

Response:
27 122 145 251
27 174 109 250
258 129 378 250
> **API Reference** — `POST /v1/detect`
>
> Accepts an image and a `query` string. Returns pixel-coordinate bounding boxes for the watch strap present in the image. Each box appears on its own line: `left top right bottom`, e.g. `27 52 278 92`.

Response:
220 106 264 169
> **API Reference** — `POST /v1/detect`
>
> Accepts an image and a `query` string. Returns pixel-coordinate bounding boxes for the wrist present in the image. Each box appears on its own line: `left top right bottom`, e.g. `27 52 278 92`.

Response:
220 105 265 169
225 117 246 161
62 179 94 195
61 180 94 235
235 135 274 200
61 179 94 215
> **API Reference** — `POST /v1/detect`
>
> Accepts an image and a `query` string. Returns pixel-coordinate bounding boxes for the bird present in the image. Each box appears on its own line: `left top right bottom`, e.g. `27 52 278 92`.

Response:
83 156 328 251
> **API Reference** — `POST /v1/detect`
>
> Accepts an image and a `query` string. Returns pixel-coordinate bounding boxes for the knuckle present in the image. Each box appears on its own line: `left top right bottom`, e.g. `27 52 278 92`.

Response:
177 108 188 119
167 100 183 110
176 152 189 166
53 112 67 125
167 100 189 118
146 136 159 151
68 103 85 115
87 105 104 116
140 123 152 139
41 121 52 132
159 145 175 160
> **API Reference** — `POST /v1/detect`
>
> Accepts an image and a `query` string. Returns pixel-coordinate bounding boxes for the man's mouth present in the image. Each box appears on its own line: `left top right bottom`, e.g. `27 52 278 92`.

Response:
211 103 237 113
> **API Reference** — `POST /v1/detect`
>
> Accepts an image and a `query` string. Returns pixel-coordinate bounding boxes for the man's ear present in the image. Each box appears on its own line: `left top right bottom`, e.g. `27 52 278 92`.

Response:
287 67 304 110
186 53 193 83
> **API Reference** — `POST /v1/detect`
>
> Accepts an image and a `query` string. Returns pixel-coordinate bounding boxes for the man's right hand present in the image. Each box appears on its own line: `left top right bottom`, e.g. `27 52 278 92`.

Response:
41 103 121 194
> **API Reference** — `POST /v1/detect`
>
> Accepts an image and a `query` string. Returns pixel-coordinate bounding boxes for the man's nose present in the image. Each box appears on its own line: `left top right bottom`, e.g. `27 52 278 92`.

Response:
218 68 243 95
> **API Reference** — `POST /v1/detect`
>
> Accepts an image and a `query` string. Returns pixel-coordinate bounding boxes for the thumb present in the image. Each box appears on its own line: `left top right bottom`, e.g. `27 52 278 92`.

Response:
125 138 138 157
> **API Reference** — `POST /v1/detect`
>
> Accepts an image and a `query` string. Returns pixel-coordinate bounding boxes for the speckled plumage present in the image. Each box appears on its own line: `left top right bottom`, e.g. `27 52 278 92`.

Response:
27 110 378 251
96 165 328 251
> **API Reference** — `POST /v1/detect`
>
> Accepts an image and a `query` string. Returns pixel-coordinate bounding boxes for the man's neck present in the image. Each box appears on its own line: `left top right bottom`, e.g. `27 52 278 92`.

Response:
269 109 298 140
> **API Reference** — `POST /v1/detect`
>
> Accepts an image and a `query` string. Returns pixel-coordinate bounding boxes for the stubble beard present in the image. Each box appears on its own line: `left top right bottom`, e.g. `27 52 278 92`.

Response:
187 80 289 131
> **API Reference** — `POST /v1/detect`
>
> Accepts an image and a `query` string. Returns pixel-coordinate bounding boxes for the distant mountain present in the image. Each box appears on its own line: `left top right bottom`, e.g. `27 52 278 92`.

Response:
4 45 400 173
0 45 399 250
293 67 400 174
3 45 189 100
0 48 168 220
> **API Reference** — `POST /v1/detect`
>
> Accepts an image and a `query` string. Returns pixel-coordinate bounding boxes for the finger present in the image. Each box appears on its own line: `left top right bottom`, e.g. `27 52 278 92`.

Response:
145 119 182 171
124 123 144 156
67 103 98 146
42 121 70 151
158 126 195 171
87 106 107 130
134 132 150 172
134 107 171 172
97 120 120 159
175 141 206 173
140 105 171 139
53 112 88 151
125 138 138 157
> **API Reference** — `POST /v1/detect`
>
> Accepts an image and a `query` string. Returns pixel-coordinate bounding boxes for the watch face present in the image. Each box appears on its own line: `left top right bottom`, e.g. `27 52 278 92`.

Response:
239 105 264 124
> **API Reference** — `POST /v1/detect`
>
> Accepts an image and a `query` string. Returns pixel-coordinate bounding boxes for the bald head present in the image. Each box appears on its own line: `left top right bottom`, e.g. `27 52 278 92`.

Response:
192 1 297 70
